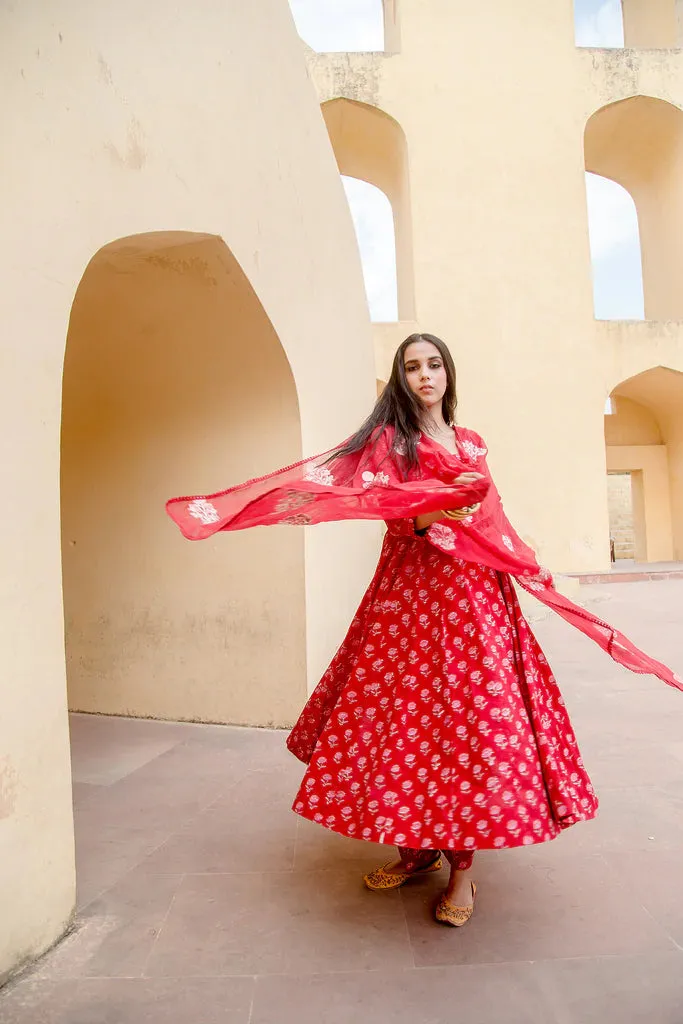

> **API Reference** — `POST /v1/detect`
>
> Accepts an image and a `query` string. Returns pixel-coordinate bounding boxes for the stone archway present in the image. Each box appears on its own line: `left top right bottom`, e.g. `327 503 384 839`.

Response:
605 366 683 562
322 98 415 321
585 96 683 320
61 231 306 727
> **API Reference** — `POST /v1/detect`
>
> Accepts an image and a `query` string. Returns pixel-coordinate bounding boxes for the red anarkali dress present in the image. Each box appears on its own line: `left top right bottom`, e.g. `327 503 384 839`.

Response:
166 424 681 854
286 432 597 851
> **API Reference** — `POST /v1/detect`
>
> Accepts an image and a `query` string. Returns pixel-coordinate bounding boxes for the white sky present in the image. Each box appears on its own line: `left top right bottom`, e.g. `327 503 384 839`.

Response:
289 0 643 322
574 0 624 47
288 0 384 51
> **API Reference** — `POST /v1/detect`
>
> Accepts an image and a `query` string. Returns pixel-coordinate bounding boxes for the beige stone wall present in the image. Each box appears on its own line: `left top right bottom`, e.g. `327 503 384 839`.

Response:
307 5 683 574
622 0 679 48
0 0 379 981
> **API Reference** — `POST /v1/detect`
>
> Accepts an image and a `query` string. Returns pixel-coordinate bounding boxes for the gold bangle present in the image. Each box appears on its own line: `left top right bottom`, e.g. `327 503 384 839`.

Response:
444 505 477 520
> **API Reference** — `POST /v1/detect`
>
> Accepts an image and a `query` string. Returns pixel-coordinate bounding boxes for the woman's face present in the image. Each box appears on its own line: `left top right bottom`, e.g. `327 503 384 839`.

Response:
403 340 448 411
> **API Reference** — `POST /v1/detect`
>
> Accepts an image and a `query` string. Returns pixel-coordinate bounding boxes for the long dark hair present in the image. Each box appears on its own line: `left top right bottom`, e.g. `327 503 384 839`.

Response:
329 333 457 471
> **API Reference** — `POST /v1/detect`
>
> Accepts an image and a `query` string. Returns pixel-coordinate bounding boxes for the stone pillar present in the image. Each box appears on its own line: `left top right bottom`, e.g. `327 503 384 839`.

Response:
622 0 678 48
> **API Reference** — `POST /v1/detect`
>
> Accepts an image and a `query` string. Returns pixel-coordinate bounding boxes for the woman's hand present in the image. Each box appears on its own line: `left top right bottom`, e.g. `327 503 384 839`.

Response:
443 472 484 519
454 471 485 488
414 472 485 533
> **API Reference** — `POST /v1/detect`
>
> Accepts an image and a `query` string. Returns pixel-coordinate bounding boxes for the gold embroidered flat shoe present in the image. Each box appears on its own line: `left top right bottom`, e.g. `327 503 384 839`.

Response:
434 882 477 927
363 854 442 891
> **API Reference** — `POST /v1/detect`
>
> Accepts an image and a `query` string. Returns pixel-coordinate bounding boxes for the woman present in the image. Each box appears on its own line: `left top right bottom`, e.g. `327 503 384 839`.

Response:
167 333 680 928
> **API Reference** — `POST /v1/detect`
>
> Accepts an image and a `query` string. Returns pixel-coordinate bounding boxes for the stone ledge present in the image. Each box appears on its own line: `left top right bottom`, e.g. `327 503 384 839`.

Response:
570 569 683 584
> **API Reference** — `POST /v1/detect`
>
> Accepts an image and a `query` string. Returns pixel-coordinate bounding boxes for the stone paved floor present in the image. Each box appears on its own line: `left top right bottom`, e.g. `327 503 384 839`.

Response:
2 580 683 1023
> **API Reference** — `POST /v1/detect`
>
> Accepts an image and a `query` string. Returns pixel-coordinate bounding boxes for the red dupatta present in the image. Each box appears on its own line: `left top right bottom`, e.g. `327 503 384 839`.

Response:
166 425 682 692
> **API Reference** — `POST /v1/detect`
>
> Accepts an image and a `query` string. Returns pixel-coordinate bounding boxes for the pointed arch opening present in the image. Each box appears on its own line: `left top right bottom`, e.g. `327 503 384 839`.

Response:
584 172 644 320
61 231 306 728
342 176 398 322
605 367 683 562
585 96 683 321
322 98 415 322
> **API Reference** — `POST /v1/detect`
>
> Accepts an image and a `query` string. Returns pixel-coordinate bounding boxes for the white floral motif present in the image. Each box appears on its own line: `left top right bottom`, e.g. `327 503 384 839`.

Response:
187 498 220 525
460 438 488 461
304 464 335 486
282 513 312 526
429 523 457 551
362 471 390 489
520 567 552 591
286 504 598 854
274 490 314 514
502 535 514 552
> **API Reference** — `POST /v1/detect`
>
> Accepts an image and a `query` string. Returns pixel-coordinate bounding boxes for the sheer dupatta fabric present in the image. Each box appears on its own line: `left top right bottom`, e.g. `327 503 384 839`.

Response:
165 426 490 538
166 425 682 692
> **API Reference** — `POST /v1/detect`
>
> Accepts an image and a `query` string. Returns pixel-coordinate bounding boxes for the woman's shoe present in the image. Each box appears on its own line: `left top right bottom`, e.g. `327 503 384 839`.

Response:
363 853 442 891
434 882 477 927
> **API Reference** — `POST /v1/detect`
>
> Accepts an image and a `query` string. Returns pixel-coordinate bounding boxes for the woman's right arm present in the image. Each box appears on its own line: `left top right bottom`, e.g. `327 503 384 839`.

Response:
414 509 446 532
414 472 484 533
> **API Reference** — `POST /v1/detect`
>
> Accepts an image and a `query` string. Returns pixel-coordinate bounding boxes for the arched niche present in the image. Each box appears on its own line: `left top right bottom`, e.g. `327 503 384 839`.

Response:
605 366 683 561
61 231 306 727
585 96 683 321
322 98 415 321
